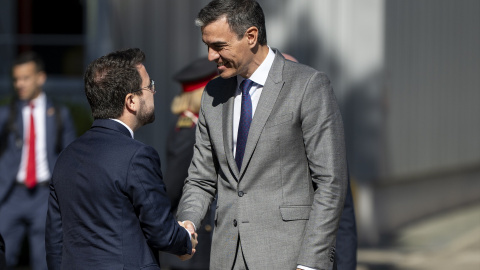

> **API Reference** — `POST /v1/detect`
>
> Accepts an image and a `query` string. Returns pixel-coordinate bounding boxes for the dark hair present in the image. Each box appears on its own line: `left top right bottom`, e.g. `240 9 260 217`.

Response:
196 0 267 45
84 48 145 120
13 51 45 72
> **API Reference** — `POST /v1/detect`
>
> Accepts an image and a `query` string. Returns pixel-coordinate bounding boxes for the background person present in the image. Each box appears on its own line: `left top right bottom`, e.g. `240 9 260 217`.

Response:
45 48 196 270
177 1 348 269
161 57 218 270
0 233 6 270
0 51 76 270
283 53 358 269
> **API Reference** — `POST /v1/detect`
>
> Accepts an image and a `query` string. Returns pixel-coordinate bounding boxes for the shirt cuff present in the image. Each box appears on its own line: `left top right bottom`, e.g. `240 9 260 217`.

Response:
297 265 317 270
183 227 192 240
181 221 197 231
181 221 197 239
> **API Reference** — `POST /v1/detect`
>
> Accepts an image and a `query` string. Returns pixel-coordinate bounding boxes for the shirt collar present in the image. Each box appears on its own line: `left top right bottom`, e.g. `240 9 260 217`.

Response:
28 92 46 108
237 46 275 87
110 118 134 138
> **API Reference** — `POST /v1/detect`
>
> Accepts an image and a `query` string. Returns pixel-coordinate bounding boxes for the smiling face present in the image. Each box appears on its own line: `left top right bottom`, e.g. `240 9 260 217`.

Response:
202 16 254 79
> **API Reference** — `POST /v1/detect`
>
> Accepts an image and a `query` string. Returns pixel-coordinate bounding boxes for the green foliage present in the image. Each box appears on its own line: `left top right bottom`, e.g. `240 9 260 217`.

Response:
63 101 92 137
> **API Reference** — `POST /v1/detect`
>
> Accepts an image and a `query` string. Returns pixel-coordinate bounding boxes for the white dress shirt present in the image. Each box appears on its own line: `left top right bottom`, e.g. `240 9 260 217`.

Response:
111 118 134 138
232 47 276 156
17 92 50 184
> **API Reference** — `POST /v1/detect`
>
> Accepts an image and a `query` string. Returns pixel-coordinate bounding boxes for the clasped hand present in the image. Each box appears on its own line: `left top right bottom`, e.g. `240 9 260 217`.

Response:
177 220 198 261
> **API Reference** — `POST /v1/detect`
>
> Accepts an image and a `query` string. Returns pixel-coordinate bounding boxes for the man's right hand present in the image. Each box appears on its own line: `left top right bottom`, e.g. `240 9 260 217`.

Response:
181 220 196 235
177 220 198 261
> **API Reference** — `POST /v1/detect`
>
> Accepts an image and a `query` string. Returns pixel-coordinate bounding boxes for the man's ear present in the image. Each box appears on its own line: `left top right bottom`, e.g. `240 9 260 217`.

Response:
125 93 137 113
36 71 47 86
245 26 258 47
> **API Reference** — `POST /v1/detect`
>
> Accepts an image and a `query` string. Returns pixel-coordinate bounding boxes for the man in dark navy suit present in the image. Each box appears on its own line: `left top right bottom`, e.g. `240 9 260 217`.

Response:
45 48 197 270
0 51 76 270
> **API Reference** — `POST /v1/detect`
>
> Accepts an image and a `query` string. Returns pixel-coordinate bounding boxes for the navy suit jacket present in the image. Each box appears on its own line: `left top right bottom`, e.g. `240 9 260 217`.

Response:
46 119 192 270
0 96 76 203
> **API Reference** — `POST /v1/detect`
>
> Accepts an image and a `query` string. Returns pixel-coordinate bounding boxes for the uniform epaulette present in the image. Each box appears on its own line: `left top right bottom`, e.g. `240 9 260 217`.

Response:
176 115 195 129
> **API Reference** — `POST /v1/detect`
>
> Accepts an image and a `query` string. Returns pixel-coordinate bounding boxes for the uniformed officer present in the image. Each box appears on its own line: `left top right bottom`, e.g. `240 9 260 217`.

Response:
161 57 218 270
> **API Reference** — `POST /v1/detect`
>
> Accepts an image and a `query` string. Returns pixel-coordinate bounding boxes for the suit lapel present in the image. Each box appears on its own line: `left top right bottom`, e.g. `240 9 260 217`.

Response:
239 53 285 177
222 78 240 178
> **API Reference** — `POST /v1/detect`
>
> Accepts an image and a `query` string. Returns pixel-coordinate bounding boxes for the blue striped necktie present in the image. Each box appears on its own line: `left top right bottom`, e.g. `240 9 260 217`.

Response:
235 79 254 170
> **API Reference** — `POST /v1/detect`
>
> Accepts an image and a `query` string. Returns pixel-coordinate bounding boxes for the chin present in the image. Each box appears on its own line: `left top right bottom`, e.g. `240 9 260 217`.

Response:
218 70 235 79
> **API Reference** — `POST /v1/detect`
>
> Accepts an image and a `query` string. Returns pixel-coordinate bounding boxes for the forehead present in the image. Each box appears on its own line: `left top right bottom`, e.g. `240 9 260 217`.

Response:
13 62 37 74
202 16 237 43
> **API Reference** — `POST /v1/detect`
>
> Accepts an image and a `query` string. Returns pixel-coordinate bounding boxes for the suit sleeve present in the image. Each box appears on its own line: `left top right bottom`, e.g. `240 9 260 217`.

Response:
45 182 63 270
127 145 192 255
297 72 348 269
176 91 218 227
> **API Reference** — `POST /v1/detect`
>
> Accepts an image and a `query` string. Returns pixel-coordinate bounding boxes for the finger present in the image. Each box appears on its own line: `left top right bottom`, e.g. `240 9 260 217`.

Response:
183 220 196 233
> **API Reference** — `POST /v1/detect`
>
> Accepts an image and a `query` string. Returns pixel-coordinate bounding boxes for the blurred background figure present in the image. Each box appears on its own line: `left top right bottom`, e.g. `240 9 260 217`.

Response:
0 51 76 270
283 52 358 269
334 177 357 270
281 53 298 63
160 57 218 270
0 233 6 270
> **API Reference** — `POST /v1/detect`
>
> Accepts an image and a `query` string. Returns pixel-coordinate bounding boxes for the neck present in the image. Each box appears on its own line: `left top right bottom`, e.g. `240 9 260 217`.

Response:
245 45 269 78
117 115 140 132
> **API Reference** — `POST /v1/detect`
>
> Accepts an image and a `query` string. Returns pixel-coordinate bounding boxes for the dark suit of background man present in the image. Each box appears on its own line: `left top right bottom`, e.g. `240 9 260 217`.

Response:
45 48 197 270
161 57 218 270
0 51 76 270
177 1 348 270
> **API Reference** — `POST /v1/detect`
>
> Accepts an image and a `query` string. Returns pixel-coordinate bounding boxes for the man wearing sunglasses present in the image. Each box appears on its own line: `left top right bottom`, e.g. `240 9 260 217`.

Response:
45 48 196 270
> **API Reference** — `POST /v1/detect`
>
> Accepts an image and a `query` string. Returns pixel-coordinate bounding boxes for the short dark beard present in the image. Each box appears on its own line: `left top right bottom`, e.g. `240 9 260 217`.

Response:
138 99 155 126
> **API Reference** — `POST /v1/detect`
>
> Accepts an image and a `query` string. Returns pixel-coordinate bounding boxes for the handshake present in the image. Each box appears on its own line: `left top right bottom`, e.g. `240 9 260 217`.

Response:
177 220 198 261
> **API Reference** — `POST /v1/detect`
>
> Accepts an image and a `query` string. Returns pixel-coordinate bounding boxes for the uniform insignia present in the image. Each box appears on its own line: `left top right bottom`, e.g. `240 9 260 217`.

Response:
47 107 55 116
176 115 194 128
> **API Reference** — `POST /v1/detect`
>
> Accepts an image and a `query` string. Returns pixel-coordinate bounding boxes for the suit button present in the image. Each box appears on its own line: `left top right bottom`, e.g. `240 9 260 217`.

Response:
238 191 244 197
233 219 237 227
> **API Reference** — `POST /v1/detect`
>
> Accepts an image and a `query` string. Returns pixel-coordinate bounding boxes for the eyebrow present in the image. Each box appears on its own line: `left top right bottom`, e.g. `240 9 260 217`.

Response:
204 40 228 47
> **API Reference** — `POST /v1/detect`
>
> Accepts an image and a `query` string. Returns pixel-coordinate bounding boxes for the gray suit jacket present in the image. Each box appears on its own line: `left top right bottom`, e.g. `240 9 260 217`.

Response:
177 50 348 270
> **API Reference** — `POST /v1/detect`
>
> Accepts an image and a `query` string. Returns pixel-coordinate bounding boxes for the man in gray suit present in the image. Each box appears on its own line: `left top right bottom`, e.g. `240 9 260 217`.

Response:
177 0 348 269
